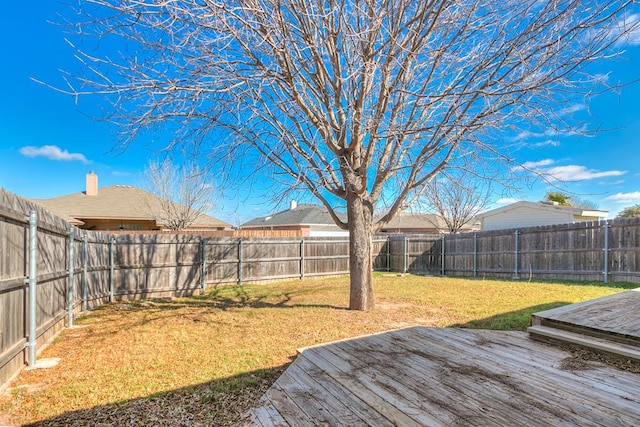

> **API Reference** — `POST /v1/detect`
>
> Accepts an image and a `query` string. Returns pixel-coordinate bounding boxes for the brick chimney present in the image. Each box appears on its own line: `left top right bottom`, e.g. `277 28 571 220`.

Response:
86 172 98 196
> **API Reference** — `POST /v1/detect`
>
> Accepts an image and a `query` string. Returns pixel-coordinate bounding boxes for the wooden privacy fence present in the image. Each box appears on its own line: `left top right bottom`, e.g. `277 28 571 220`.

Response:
389 218 640 283
202 237 389 284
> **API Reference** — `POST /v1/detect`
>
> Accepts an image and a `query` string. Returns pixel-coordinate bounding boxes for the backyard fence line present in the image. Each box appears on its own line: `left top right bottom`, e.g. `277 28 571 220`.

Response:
393 218 640 283
5 184 640 392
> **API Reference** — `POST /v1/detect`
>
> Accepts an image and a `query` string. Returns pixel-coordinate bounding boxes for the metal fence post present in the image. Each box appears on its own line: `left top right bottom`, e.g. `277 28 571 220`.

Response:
440 234 445 276
82 235 88 312
513 230 519 279
386 237 391 271
200 238 207 292
109 237 115 302
300 239 305 279
473 233 478 277
403 235 408 273
238 239 243 284
26 210 38 366
67 227 75 328
604 222 610 283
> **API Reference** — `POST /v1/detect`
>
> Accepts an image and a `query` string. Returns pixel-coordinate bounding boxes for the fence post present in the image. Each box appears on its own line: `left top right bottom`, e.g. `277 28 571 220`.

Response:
25 210 38 366
403 235 408 273
200 238 207 292
473 233 478 277
386 237 391 271
513 230 519 279
238 239 243 284
440 234 445 276
300 239 305 279
603 222 610 283
109 237 115 302
67 227 75 328
82 235 88 312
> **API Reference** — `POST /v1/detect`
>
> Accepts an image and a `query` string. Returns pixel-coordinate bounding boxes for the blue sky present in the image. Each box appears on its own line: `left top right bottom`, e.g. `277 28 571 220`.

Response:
1 3 640 224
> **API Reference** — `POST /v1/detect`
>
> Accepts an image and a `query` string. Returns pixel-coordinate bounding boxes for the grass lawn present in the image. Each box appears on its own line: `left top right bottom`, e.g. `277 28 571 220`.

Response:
1 274 635 426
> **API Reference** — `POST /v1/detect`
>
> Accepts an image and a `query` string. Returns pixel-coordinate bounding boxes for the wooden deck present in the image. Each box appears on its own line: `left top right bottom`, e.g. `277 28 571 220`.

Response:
245 326 640 426
531 289 640 341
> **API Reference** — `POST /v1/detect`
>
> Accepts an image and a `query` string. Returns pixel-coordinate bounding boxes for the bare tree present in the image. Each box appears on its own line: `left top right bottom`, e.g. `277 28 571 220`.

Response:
418 171 492 234
142 159 214 231
58 0 638 309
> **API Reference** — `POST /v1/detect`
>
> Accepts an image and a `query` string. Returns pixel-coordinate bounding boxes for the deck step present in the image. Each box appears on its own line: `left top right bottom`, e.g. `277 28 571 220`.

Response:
528 325 640 362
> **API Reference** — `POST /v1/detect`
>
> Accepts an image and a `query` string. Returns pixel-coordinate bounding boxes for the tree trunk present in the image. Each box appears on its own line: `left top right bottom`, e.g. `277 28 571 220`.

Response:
347 196 375 311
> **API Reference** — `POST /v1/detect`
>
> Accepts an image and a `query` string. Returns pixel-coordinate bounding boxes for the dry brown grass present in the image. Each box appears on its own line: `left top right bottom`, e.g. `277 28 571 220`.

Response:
0 274 633 426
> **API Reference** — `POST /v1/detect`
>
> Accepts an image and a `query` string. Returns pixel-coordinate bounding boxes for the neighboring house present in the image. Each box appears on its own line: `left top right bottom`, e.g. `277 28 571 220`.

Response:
241 201 349 237
31 172 230 232
379 212 478 234
476 201 608 231
379 213 445 234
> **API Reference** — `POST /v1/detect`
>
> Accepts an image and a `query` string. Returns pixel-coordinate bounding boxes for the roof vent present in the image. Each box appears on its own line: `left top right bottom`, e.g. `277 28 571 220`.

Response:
290 200 298 210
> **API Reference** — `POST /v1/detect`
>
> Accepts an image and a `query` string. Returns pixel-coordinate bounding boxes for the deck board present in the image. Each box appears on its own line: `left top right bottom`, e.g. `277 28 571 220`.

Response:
532 289 640 338
245 327 640 426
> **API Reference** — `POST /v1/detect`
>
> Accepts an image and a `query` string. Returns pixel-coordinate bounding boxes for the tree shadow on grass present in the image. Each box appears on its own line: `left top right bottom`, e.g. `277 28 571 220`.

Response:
82 285 350 333
450 301 571 331
22 364 290 427
107 284 350 312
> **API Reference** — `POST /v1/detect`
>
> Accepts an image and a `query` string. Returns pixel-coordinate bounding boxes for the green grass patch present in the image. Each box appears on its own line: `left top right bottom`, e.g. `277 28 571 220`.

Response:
1 275 634 425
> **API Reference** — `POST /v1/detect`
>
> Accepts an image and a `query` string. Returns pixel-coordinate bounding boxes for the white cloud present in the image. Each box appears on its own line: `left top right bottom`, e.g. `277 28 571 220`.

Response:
20 145 89 164
615 13 640 45
513 124 591 144
515 158 626 182
513 129 555 142
544 165 626 181
521 159 555 169
558 103 586 116
530 139 560 148
603 191 640 204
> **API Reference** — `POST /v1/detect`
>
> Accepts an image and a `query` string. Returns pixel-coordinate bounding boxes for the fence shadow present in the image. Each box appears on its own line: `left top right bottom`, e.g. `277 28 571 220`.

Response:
450 301 570 331
22 364 290 427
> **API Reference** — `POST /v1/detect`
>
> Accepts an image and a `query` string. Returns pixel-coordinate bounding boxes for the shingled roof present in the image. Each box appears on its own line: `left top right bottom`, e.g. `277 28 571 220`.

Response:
31 183 229 229
381 212 448 231
241 203 345 228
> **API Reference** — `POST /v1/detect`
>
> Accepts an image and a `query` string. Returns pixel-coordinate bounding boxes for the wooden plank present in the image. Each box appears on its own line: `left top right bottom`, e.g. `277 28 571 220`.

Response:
331 333 534 426
444 328 640 398
332 333 547 426
323 327 638 426
246 395 290 426
533 290 640 337
293 354 395 427
414 328 640 423
301 345 438 426
333 330 566 426
529 325 640 360
264 382 323 427
276 362 371 426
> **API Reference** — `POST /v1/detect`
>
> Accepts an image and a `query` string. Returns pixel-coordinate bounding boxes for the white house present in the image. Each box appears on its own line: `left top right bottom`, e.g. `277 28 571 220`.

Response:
476 201 608 231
